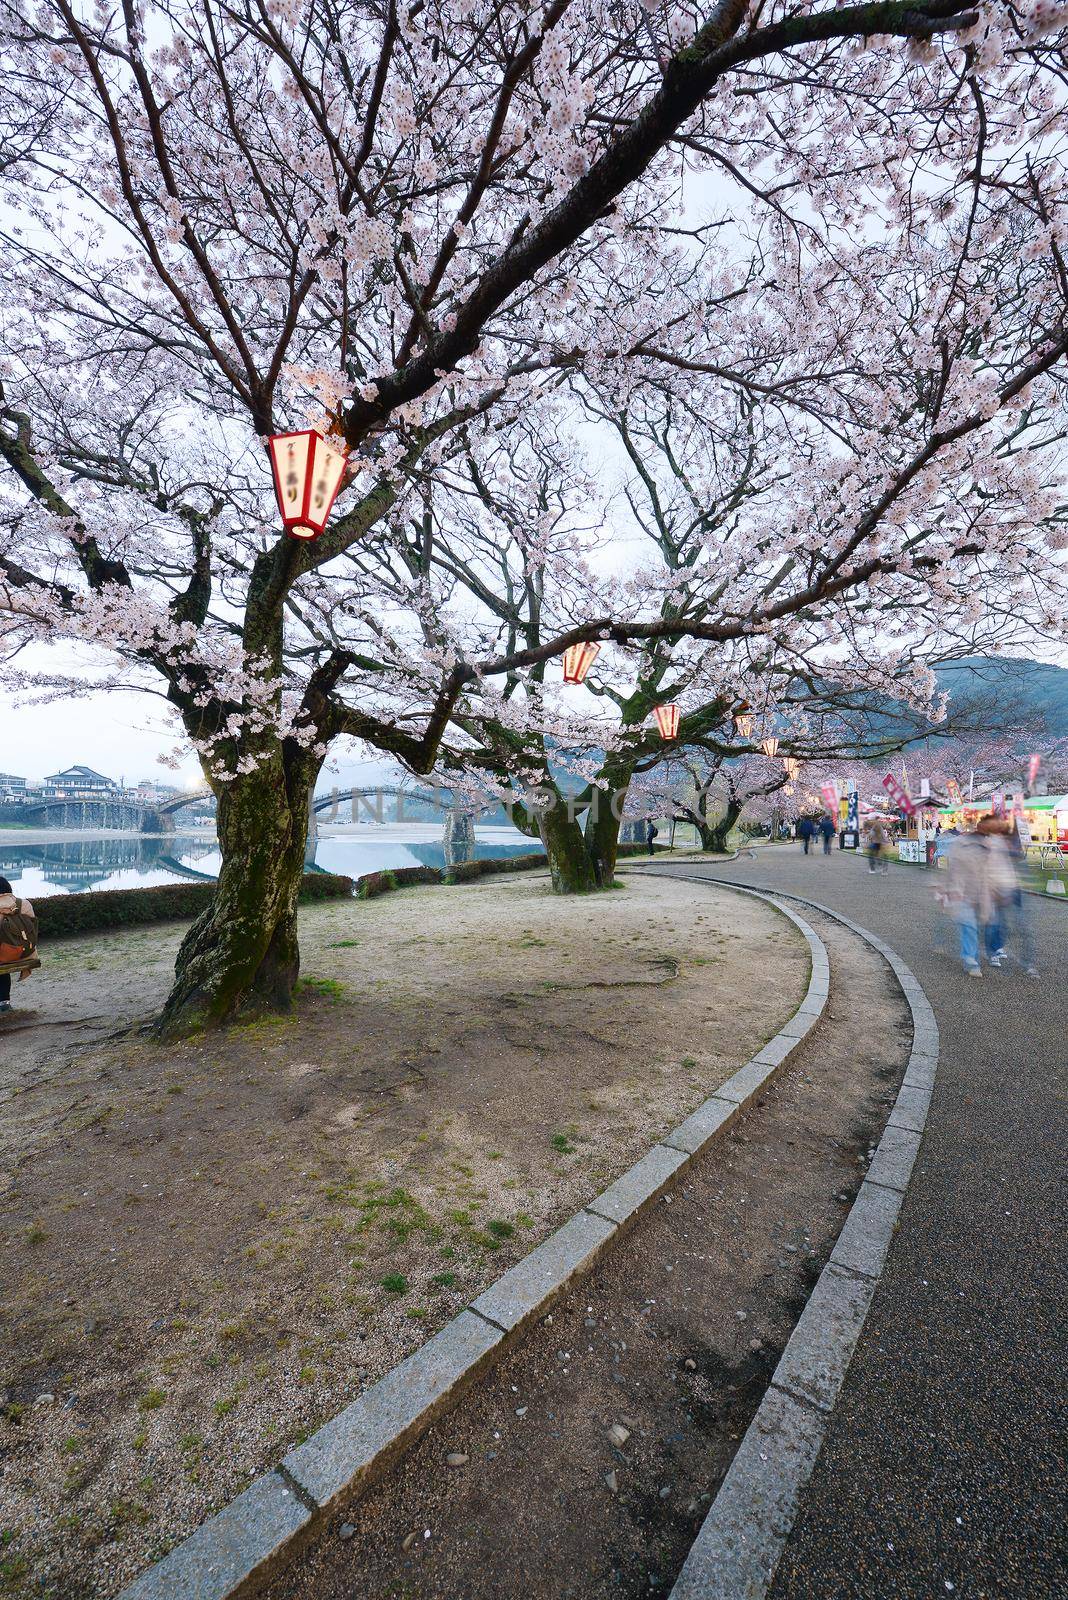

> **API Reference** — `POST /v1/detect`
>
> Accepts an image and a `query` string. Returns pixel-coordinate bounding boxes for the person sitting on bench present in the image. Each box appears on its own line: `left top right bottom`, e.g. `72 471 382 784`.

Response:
0 876 38 1014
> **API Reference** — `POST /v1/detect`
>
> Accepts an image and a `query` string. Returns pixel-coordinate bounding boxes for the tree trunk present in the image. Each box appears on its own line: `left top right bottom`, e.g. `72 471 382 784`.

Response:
538 801 599 893
155 748 318 1035
583 770 631 886
698 800 741 854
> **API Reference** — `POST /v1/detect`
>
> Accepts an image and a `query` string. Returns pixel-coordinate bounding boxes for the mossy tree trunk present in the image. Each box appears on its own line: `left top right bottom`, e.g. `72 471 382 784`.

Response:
538 799 599 893
156 738 321 1035
697 799 741 853
510 786 598 894
583 762 634 886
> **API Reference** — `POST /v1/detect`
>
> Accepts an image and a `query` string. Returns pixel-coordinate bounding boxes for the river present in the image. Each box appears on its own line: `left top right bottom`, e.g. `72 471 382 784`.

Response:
0 824 536 898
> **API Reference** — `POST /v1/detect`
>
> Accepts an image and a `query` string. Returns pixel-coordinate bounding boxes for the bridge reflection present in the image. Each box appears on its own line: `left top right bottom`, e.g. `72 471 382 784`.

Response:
0 835 219 895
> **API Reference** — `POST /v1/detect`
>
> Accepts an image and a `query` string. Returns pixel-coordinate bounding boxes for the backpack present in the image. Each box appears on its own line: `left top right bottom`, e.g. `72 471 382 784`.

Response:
0 899 38 965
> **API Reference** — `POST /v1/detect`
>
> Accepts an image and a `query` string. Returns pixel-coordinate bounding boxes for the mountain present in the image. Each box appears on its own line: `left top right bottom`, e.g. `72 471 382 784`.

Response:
934 657 1068 740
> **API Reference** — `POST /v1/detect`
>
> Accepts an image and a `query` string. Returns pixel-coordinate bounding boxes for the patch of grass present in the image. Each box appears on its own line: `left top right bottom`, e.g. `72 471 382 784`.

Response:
325 939 360 948
0 1554 29 1588
550 1133 575 1155
213 1396 238 1418
681 1056 698 1070
515 1212 535 1229
380 1273 408 1294
26 1225 48 1247
1 1405 24 1426
165 1083 184 1095
60 1436 82 1456
406 1308 428 1321
430 1271 457 1289
137 1388 166 1413
486 1219 514 1239
295 975 347 1003
132 1428 148 1452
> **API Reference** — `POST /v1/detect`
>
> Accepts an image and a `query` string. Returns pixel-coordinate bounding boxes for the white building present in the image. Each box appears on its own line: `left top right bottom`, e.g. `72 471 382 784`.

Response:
43 765 119 797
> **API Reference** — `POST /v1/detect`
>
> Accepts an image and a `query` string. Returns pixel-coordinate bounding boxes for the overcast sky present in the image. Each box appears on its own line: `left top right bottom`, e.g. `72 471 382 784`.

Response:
1 643 398 789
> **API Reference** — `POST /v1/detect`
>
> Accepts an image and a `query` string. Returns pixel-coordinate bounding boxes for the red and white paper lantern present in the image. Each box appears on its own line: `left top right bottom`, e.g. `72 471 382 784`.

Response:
561 641 600 684
268 429 349 540
653 704 680 741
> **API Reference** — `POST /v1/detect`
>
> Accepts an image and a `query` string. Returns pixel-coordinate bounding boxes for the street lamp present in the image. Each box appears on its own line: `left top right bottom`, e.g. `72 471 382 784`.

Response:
654 704 680 741
268 428 349 540
561 641 600 684
760 736 780 759
783 756 800 780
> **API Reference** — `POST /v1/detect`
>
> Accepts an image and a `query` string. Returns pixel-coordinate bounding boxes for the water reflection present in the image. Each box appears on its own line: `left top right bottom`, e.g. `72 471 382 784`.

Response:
0 827 535 897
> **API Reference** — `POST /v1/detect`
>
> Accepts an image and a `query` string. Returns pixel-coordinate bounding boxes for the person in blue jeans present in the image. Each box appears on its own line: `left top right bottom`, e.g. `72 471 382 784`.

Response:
945 831 988 976
985 817 1037 973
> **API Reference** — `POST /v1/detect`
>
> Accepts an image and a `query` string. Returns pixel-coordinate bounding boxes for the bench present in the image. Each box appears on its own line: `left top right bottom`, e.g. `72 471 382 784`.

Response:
0 956 41 978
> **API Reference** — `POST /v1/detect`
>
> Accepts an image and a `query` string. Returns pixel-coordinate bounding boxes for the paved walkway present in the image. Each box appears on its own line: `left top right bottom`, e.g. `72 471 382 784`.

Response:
645 849 1066 1600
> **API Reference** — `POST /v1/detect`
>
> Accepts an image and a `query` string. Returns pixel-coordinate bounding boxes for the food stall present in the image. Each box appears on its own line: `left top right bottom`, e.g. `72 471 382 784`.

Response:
935 796 1068 852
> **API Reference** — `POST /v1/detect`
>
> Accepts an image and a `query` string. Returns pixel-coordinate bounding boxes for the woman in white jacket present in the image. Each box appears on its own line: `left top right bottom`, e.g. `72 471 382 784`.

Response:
976 817 1018 967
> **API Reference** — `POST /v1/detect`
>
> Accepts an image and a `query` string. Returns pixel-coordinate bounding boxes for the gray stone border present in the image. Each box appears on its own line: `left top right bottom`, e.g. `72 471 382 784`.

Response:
654 873 938 1600
117 886 829 1600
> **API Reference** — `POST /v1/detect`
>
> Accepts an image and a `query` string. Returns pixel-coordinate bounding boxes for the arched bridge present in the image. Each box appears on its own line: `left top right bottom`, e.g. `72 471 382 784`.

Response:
309 785 481 866
311 785 459 823
17 789 214 833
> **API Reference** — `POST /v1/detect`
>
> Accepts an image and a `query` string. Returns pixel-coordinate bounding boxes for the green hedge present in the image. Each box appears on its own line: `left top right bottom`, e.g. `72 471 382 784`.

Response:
33 872 353 939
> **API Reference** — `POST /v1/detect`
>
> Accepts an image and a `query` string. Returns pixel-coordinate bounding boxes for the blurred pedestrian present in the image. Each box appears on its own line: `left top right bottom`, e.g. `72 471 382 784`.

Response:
819 814 836 854
944 830 988 976
646 818 658 857
865 817 890 873
1003 819 1038 975
978 816 1031 972
798 816 814 855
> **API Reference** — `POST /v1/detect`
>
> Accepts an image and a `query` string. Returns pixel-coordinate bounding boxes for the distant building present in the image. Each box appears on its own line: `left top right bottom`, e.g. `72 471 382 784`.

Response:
44 765 119 797
0 773 27 797
134 779 181 802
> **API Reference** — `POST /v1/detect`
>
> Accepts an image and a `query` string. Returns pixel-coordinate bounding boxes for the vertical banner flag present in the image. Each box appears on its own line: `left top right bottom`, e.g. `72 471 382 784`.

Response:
847 790 859 832
882 773 916 816
991 791 1006 817
821 782 839 816
947 779 963 806
1013 793 1033 848
1028 754 1041 790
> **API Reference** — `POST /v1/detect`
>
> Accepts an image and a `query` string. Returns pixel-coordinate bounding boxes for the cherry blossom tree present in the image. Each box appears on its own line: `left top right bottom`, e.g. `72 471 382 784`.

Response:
1 0 1067 1030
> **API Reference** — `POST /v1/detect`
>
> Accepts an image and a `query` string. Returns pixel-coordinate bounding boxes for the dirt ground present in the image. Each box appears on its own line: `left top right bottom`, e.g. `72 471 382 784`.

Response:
0 872 805 1599
264 903 911 1600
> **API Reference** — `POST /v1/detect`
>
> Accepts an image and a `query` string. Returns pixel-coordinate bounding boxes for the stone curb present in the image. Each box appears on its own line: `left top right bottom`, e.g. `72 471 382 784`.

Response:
116 885 828 1600
652 872 939 1600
